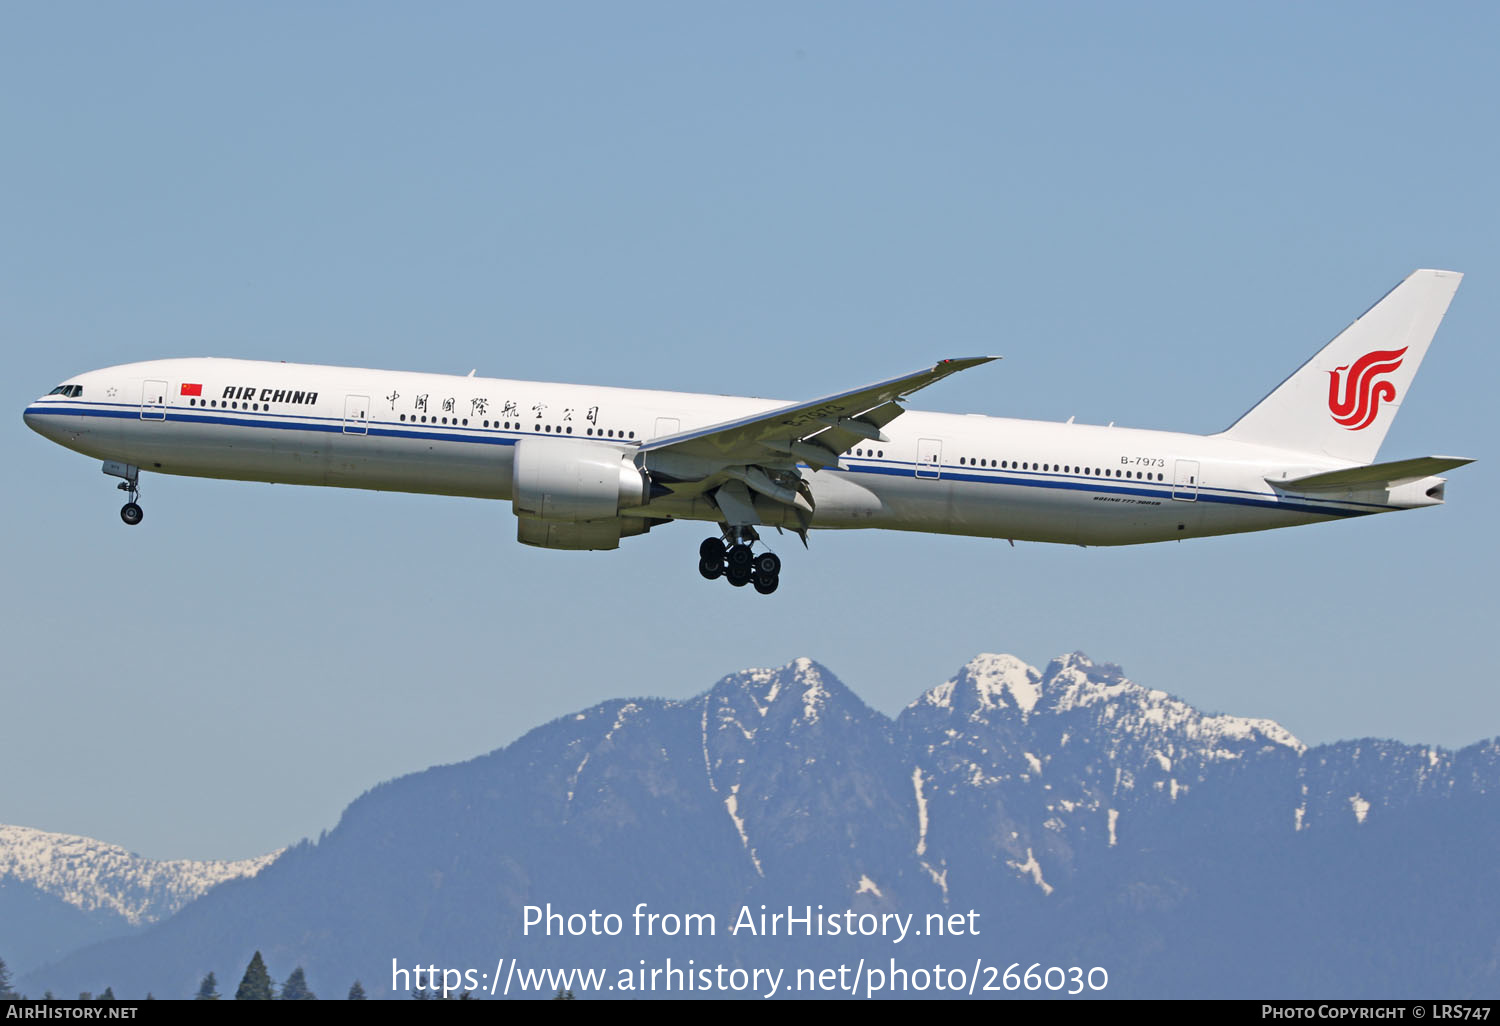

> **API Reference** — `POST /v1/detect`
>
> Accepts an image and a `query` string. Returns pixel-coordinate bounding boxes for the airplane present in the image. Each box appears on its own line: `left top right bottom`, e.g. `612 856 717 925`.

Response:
23 269 1471 595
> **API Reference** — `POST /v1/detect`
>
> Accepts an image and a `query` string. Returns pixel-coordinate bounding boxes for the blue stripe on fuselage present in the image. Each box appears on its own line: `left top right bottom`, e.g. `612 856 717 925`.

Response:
25 403 1392 519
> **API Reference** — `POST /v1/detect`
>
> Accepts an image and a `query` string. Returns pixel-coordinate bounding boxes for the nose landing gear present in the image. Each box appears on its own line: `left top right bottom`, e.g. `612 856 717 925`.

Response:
697 528 781 594
103 461 144 526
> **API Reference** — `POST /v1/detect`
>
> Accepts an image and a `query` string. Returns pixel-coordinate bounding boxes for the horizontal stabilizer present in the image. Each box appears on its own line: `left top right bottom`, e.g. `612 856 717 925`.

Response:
1270 456 1474 492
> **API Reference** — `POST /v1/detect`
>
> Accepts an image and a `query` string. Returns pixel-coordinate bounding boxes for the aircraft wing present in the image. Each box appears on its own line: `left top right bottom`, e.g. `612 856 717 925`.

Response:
635 357 996 535
639 357 996 469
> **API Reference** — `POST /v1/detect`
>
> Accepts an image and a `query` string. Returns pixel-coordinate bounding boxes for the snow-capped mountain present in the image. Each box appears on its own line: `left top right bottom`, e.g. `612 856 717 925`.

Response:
0 825 279 926
0 824 279 974
21 654 1500 999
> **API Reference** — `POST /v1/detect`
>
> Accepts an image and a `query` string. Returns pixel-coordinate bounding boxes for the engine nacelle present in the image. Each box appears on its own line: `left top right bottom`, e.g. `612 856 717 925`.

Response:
512 437 649 522
516 515 654 551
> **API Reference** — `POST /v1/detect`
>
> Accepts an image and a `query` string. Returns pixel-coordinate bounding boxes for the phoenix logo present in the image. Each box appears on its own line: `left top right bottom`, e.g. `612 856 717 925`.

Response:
1327 347 1406 430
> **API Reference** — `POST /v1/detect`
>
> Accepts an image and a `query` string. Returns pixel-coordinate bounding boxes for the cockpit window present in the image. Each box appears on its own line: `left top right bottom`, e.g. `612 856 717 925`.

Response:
48 385 83 397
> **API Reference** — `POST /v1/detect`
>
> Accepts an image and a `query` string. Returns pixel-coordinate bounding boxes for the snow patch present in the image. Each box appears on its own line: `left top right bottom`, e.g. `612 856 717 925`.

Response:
605 703 639 740
1349 794 1371 825
798 662 828 724
911 654 1042 716
700 699 716 793
1107 809 1119 847
1040 661 1307 757
922 861 949 900
965 654 1043 714
926 682 956 709
913 767 930 857
1008 848 1054 896
856 874 883 899
724 785 763 876
567 751 591 803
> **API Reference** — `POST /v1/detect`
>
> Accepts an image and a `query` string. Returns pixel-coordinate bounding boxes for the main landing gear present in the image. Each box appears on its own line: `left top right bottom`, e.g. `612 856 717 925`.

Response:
103 461 144 526
698 529 782 595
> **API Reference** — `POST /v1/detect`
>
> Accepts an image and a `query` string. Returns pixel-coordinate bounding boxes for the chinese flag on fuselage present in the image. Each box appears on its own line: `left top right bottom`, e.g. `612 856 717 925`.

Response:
180 383 202 397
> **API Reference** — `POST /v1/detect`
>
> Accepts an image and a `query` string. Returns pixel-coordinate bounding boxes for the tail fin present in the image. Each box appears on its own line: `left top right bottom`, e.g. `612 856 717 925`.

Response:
1219 269 1462 463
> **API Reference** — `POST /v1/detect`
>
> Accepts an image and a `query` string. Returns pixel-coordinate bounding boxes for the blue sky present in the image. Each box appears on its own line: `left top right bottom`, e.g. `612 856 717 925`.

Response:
5 2 1497 860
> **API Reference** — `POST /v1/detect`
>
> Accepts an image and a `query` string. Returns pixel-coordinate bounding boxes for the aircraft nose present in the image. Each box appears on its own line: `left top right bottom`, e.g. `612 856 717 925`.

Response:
23 400 57 440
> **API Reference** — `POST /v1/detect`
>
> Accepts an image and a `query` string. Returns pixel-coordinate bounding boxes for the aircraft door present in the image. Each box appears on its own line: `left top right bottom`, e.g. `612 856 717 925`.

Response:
653 417 680 440
141 379 167 420
916 438 943 479
343 394 370 435
1173 459 1199 501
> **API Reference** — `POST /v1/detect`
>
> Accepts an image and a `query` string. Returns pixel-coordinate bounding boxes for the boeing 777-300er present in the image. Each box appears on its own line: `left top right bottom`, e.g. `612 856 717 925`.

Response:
24 269 1472 594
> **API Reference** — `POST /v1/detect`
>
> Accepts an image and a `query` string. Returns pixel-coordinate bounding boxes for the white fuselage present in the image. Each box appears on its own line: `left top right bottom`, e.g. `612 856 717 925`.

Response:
23 357 1441 547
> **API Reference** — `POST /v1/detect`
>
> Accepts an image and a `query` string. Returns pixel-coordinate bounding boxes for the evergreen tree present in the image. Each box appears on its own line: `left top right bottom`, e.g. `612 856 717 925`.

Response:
235 952 275 1000
0 957 15 999
280 967 315 1000
100 987 115 1001
553 988 575 1000
347 981 366 1000
195 972 220 1000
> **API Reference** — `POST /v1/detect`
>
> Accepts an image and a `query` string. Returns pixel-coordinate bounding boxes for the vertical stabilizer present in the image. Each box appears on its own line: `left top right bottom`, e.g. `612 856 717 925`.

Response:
1218 269 1461 463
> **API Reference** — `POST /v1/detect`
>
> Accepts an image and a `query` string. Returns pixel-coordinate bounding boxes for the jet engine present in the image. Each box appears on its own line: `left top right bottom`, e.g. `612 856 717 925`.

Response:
511 437 654 550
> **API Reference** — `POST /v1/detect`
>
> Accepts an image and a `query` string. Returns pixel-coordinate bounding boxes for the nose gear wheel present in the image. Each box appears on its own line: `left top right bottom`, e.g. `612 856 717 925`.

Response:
104 463 145 527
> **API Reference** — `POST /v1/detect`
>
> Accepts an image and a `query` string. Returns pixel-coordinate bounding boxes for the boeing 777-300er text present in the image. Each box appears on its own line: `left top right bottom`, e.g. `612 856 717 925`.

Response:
24 269 1472 594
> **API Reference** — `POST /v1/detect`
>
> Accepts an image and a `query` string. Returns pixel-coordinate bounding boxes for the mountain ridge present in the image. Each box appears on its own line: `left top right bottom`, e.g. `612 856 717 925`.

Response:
18 652 1499 999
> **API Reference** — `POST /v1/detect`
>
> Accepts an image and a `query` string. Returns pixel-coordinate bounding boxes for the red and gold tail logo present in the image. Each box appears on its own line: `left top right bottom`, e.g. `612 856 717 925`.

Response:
1327 347 1406 430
